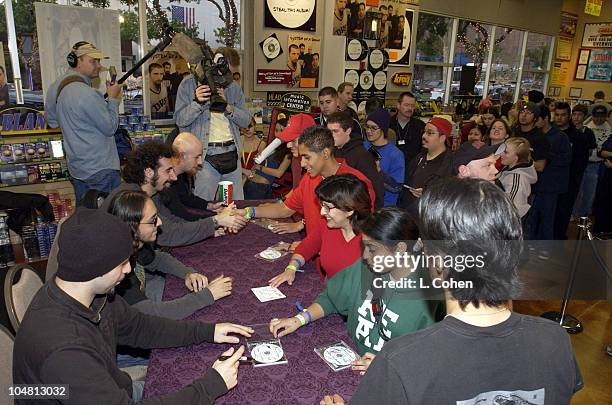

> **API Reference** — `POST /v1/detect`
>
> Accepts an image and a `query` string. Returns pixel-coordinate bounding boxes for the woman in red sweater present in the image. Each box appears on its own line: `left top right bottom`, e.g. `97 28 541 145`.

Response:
269 173 372 287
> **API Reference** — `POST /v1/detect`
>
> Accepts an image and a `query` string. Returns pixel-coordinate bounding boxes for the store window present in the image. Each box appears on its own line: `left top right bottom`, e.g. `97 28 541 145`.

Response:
488 28 524 101
413 65 447 101
452 20 493 96
523 32 553 71
519 71 547 96
415 13 454 63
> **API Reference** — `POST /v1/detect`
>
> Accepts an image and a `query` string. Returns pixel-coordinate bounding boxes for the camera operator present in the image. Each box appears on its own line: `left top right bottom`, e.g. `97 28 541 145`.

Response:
45 41 122 205
174 48 250 201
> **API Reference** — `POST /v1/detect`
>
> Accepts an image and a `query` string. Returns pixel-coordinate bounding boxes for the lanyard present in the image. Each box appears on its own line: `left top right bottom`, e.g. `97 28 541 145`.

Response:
241 137 258 167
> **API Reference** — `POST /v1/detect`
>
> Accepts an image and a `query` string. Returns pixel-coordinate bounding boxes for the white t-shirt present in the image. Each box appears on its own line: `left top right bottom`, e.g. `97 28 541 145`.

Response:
586 120 612 162
208 112 233 143
149 85 169 113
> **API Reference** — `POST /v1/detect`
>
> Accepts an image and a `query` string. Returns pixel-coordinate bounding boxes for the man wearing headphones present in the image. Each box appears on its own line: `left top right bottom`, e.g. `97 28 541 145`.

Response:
45 41 122 204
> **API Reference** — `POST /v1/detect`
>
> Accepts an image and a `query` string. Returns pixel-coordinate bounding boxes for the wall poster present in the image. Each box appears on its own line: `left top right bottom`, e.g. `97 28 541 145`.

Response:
287 33 321 88
265 0 317 31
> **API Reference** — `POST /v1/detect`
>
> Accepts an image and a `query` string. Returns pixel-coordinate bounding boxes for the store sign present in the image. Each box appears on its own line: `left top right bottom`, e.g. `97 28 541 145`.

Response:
391 72 412 86
582 22 612 48
281 93 311 112
585 0 603 16
257 69 293 85
0 106 59 135
267 91 288 107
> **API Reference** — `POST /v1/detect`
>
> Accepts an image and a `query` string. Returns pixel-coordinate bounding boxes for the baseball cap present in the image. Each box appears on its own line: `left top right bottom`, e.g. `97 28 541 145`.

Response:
452 140 506 173
427 117 453 142
590 102 610 116
276 113 316 142
73 42 108 60
519 101 540 116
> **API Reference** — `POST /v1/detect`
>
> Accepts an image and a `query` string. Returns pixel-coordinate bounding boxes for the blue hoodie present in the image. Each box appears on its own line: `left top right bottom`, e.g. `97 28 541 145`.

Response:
536 124 572 194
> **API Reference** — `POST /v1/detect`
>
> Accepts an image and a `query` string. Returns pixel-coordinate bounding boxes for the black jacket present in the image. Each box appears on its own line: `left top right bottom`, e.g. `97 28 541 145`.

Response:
159 173 214 222
335 137 385 209
389 116 425 163
13 279 227 404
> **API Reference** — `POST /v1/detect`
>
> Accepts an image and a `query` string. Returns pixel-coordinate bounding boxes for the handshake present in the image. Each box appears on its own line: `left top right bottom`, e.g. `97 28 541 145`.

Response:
212 202 248 234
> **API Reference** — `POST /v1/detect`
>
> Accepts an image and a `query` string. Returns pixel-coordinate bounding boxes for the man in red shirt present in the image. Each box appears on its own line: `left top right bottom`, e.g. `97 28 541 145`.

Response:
238 118 375 250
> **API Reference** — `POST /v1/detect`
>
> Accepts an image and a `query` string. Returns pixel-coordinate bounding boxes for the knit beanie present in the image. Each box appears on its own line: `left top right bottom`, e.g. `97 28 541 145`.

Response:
366 108 391 136
57 208 133 282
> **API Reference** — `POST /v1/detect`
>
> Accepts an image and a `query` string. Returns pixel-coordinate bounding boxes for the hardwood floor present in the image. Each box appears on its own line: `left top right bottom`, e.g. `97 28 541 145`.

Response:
513 300 612 404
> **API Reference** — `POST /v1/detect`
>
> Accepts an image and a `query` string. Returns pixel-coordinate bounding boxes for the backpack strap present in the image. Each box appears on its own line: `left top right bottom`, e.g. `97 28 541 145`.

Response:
56 75 87 103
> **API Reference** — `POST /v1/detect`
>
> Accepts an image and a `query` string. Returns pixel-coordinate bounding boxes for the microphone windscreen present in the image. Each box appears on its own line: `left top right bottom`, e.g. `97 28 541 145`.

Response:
254 138 283 165
172 33 204 66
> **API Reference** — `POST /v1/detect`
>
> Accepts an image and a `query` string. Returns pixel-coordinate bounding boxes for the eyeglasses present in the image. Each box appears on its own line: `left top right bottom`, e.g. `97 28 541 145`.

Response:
321 203 336 213
140 213 158 225
365 125 381 132
423 129 440 136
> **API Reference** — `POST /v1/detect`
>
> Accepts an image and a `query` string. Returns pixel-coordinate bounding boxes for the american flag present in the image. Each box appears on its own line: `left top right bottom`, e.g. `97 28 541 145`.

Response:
171 5 196 30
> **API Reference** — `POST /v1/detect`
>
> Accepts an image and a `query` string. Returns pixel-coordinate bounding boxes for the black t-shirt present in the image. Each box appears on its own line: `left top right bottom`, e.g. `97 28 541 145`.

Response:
351 312 583 405
398 148 452 209
514 127 552 162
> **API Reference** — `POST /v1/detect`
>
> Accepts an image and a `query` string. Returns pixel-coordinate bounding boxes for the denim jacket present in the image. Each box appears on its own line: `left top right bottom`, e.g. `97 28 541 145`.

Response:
174 76 251 157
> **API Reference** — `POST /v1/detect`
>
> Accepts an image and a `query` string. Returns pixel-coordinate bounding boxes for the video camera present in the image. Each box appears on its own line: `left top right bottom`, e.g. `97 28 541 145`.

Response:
190 40 234 112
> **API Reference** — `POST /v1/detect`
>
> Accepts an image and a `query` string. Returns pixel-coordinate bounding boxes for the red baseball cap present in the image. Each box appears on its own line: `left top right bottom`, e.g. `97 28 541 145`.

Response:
276 113 316 142
427 117 453 142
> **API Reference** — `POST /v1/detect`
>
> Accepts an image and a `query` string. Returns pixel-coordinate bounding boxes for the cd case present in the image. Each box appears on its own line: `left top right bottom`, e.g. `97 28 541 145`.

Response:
246 324 288 367
314 340 359 371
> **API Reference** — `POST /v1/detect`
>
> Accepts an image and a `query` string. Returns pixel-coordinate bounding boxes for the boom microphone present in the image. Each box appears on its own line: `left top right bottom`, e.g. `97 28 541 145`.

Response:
254 138 283 165
171 32 204 66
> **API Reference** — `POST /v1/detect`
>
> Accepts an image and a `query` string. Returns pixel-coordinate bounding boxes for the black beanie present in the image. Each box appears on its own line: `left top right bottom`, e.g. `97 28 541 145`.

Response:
57 208 133 282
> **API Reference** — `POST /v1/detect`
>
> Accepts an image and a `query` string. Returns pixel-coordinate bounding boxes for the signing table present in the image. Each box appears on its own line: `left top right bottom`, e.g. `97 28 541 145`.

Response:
143 219 361 403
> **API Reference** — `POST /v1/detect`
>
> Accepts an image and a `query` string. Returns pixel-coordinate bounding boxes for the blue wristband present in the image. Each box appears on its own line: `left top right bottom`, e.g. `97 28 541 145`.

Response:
303 309 313 323
295 301 312 323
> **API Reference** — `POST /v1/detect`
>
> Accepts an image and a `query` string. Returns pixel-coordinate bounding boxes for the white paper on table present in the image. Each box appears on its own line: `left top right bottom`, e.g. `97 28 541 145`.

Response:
251 286 286 302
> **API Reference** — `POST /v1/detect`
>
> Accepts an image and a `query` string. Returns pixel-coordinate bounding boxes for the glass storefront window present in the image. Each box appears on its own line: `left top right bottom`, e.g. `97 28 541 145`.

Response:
453 20 493 96
488 28 524 101
523 32 553 71
413 65 447 101
520 71 547 96
415 13 454 63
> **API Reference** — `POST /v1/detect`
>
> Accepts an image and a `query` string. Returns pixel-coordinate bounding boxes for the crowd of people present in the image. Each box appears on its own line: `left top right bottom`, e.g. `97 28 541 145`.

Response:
11 39 603 403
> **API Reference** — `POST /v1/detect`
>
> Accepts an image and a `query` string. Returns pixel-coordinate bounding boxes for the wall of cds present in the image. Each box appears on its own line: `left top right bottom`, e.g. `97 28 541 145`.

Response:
254 0 323 92
344 38 390 113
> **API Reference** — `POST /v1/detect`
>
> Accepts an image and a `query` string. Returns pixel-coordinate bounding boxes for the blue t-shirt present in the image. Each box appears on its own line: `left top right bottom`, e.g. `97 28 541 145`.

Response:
364 141 405 206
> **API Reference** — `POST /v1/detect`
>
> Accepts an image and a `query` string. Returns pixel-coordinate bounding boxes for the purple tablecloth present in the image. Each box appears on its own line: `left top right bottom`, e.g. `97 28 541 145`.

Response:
143 222 360 404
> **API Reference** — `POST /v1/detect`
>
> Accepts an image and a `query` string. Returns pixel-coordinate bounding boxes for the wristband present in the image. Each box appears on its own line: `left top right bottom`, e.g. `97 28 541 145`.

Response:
303 309 313 323
286 264 298 272
245 207 253 220
294 257 304 267
294 314 306 326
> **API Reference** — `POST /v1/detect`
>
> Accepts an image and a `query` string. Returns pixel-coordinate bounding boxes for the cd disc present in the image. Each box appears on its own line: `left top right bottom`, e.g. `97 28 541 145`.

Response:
251 343 285 364
344 70 359 87
266 0 316 29
360 71 374 90
262 36 281 59
323 346 358 367
374 71 387 90
260 249 282 260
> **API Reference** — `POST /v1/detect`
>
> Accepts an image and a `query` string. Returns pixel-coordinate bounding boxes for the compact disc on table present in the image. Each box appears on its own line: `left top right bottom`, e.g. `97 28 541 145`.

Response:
259 249 282 260
323 345 358 367
251 342 285 364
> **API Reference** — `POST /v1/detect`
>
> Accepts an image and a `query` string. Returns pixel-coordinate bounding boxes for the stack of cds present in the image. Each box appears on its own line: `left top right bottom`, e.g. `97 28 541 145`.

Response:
119 108 157 134
47 193 72 221
21 225 40 261
35 219 51 258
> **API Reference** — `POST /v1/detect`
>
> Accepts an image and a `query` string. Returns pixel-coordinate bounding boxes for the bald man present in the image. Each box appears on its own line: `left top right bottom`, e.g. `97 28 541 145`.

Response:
164 132 226 221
